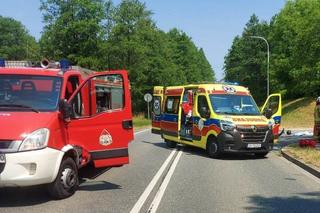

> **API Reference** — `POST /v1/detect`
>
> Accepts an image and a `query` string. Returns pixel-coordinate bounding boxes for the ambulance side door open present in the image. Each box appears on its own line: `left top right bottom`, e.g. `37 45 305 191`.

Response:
261 93 282 137
193 95 211 141
66 71 133 168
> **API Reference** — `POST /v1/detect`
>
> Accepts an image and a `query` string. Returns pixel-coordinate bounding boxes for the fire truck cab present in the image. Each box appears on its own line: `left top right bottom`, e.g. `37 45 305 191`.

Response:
0 60 133 198
152 84 282 158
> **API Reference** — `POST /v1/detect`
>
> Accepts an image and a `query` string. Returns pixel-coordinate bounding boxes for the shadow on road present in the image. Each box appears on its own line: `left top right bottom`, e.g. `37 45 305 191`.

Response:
245 191 320 213
0 180 121 207
79 180 121 191
141 140 169 149
182 145 267 161
0 186 50 207
141 140 267 160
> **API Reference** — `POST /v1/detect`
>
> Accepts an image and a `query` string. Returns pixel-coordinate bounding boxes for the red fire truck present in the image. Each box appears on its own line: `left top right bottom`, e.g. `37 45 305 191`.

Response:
0 59 133 199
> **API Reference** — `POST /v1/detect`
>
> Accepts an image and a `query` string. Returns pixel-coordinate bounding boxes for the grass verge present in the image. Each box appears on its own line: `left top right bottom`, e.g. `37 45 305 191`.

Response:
281 97 315 129
133 114 151 131
284 145 320 168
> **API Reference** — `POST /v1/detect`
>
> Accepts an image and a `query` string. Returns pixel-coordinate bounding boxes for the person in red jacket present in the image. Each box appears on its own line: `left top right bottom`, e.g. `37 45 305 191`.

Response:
181 90 193 136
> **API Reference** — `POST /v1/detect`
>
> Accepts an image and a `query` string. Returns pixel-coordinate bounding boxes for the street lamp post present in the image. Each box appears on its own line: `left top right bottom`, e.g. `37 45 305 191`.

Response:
249 36 270 97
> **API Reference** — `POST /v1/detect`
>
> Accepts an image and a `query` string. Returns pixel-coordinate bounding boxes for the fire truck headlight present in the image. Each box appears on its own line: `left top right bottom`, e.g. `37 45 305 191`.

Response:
19 128 50 151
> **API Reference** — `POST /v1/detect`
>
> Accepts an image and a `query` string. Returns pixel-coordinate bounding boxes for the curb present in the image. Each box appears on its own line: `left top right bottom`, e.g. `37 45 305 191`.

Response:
281 149 320 179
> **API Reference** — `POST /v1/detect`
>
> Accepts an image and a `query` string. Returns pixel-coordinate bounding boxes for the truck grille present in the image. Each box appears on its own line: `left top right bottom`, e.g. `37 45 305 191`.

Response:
237 126 268 143
0 140 21 153
0 140 13 149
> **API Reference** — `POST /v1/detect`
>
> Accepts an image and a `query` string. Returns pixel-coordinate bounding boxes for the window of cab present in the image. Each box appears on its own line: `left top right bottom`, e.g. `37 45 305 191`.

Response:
69 74 124 119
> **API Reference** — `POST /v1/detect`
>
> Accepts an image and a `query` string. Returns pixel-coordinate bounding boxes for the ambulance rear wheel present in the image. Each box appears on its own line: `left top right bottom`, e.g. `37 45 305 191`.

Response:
47 157 79 199
165 139 177 148
207 138 221 158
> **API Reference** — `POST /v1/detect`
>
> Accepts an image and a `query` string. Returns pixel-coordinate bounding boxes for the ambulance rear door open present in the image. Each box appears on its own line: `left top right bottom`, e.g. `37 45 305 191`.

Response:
152 86 164 135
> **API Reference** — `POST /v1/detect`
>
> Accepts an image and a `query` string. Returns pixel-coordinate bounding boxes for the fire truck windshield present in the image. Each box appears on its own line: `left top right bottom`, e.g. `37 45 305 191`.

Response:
210 94 261 116
0 75 62 112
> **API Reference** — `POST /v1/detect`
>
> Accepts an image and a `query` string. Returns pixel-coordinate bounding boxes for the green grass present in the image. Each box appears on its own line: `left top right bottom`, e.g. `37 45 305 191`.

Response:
281 97 315 129
133 114 151 130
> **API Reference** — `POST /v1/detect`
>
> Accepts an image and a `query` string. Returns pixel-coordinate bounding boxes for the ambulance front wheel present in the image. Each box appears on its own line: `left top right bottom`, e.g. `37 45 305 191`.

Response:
206 137 221 158
165 139 177 148
47 157 79 199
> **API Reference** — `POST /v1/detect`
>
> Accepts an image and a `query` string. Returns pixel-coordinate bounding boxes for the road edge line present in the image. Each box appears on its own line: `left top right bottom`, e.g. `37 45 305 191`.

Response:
281 149 320 179
134 128 150 135
129 149 177 213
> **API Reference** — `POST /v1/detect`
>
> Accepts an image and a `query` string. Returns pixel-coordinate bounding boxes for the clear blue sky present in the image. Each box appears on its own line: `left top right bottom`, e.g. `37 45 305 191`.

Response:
0 0 286 80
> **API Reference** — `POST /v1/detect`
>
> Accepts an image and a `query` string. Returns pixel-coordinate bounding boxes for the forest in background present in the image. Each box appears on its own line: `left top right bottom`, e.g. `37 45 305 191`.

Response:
0 0 215 112
224 0 320 103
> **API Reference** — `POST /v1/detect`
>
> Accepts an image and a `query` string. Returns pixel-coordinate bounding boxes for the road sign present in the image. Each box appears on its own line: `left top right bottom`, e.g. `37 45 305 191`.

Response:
144 93 152 120
144 93 152 102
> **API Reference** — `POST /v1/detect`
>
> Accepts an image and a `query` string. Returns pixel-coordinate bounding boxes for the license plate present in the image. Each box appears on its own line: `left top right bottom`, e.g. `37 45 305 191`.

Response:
0 154 5 163
247 144 262 148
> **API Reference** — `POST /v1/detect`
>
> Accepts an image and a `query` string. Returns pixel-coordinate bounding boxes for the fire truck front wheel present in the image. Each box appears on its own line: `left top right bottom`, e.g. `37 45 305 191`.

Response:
47 157 79 199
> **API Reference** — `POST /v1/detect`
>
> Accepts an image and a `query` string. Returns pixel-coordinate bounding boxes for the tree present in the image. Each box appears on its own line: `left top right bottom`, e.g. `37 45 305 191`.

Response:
167 28 215 83
40 0 107 69
270 0 320 97
0 16 39 60
224 14 271 103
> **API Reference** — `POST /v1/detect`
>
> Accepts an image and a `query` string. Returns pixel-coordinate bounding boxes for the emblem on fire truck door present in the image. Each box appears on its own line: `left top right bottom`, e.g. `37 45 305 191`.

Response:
99 129 113 146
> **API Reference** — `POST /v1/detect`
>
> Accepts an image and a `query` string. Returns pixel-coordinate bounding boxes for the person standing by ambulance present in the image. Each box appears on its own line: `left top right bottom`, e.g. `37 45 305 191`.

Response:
182 90 193 136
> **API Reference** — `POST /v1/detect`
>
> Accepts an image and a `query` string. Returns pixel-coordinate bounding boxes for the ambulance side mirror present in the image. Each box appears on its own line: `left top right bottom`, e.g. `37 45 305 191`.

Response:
59 99 72 122
200 106 210 119
265 108 273 119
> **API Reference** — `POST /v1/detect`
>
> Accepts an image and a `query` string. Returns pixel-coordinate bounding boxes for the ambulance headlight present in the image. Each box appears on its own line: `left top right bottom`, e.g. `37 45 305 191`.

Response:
19 128 50 151
220 120 236 131
268 120 275 130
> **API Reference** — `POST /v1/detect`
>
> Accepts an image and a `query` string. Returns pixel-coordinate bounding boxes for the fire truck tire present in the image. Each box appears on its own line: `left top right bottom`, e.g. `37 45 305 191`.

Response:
165 139 177 148
47 157 79 199
254 152 269 158
206 138 221 158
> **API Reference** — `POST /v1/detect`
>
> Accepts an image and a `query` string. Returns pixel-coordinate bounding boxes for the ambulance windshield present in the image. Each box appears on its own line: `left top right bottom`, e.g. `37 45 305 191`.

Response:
209 94 260 115
0 75 62 112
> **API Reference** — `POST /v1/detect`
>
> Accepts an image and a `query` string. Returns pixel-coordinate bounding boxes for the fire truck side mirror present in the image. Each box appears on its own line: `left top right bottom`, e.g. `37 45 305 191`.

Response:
59 99 72 122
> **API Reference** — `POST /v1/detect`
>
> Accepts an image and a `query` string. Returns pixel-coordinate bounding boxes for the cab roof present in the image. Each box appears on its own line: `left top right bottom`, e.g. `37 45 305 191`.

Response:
0 66 96 78
162 83 250 96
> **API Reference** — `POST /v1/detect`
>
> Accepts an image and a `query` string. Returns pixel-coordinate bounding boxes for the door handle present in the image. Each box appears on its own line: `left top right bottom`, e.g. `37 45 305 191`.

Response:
122 120 133 129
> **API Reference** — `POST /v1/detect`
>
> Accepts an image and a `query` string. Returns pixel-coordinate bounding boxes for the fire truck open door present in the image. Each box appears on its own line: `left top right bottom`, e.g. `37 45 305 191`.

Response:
66 71 133 168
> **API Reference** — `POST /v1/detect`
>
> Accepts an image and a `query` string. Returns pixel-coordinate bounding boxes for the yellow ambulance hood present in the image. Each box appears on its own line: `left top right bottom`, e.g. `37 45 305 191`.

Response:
220 115 269 126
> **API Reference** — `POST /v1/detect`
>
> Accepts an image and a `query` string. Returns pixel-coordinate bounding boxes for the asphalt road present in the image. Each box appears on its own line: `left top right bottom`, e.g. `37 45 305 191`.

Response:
1 130 320 213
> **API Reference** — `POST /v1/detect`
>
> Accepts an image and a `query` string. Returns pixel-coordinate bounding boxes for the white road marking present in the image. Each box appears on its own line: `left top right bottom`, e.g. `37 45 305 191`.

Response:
134 128 150 135
147 150 183 213
129 149 177 213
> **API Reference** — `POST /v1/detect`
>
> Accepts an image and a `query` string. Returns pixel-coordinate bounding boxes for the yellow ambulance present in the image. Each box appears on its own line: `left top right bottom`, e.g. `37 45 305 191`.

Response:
151 83 282 158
